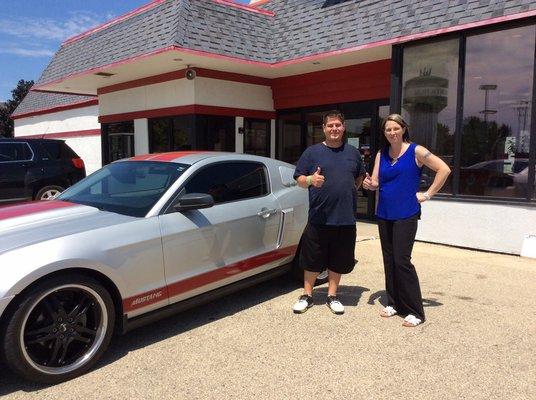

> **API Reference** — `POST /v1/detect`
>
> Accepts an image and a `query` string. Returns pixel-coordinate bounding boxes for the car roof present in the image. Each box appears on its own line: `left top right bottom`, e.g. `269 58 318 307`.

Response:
124 151 286 167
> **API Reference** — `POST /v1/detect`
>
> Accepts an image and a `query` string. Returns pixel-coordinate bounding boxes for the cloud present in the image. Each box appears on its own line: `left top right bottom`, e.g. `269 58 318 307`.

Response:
0 12 107 42
0 47 54 57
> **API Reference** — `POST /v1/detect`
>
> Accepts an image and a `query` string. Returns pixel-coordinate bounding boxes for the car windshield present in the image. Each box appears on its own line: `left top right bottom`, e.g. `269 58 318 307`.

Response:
58 161 189 217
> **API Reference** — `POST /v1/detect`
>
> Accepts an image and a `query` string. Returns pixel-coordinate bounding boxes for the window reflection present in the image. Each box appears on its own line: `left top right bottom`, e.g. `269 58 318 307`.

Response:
461 25 535 198
402 39 458 193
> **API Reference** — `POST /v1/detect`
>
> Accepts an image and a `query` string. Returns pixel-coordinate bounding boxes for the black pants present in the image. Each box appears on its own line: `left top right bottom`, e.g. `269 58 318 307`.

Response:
377 215 425 321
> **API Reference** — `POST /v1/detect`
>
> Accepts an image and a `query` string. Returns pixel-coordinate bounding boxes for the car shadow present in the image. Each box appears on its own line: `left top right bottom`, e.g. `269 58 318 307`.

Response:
0 274 301 393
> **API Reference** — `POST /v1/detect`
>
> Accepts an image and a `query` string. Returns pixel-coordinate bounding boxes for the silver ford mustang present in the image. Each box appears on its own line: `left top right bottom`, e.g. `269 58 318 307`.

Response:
0 152 310 383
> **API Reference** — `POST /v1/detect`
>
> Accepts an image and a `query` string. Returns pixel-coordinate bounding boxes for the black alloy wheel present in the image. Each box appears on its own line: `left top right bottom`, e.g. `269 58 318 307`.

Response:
2 275 115 384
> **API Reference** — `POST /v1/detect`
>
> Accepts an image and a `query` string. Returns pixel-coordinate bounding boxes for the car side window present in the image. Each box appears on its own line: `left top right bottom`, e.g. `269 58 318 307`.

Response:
183 162 268 204
0 142 33 162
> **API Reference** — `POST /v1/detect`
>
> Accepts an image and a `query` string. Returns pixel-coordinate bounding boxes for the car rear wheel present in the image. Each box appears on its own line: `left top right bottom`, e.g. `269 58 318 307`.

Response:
1 275 115 384
36 185 65 200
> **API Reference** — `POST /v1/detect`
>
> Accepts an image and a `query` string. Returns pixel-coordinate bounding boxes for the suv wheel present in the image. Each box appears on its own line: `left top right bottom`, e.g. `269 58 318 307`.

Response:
36 185 64 200
1 274 115 384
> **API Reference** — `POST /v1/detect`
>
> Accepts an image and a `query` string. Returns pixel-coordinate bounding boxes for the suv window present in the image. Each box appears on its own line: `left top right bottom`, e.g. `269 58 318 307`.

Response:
39 141 77 160
183 162 268 204
0 142 33 162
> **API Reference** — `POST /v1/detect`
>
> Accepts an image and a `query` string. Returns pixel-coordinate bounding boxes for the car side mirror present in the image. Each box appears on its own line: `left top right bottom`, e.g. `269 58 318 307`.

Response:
173 193 214 212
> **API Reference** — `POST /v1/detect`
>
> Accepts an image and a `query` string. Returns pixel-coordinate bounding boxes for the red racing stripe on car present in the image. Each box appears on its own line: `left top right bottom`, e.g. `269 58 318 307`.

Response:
128 151 208 161
123 245 298 313
0 200 79 221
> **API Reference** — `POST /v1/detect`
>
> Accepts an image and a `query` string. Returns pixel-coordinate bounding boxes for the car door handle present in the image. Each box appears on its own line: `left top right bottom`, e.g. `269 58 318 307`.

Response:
257 208 277 219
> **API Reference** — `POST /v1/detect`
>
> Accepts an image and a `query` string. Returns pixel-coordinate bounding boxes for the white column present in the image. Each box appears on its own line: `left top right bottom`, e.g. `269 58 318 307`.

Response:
270 119 276 159
134 118 149 155
235 116 244 153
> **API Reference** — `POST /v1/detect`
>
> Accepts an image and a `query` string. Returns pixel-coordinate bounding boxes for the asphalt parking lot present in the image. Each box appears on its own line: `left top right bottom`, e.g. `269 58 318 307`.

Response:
1 223 535 400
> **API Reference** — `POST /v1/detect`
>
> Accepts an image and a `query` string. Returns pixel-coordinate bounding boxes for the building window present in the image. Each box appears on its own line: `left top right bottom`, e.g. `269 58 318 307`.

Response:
149 116 195 152
103 121 134 163
402 38 459 194
244 118 270 157
460 25 534 199
398 22 535 201
278 113 302 164
149 115 233 153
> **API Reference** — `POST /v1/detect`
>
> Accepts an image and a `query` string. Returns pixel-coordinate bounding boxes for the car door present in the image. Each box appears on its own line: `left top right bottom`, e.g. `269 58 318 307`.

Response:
158 161 282 304
0 142 34 202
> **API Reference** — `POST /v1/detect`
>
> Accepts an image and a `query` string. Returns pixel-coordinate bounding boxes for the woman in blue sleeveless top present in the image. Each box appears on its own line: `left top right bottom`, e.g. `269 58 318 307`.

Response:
363 114 450 327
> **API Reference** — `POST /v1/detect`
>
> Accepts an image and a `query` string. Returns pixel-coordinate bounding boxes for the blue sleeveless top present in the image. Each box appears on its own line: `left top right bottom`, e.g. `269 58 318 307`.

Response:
376 143 422 220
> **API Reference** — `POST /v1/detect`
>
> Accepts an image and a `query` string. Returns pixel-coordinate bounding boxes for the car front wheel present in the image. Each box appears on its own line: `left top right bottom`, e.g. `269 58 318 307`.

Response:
1 275 115 384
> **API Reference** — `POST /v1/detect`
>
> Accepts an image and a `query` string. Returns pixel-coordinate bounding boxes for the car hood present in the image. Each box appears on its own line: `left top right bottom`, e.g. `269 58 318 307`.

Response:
0 200 136 255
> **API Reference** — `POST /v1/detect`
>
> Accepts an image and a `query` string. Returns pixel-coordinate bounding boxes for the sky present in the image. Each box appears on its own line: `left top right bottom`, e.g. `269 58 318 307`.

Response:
0 0 250 102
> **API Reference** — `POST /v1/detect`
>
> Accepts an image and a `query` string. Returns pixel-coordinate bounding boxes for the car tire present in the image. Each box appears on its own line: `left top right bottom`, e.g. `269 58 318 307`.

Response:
1 274 115 384
35 185 65 201
291 242 328 286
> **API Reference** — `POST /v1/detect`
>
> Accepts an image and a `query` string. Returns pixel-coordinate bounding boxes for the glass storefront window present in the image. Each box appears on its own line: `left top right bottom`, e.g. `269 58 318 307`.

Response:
104 121 134 163
278 113 302 164
402 38 459 193
461 25 535 198
305 112 325 147
244 119 270 157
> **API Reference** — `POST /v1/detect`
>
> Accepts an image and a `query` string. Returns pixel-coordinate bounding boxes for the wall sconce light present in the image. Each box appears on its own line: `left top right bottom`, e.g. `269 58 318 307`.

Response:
238 127 245 134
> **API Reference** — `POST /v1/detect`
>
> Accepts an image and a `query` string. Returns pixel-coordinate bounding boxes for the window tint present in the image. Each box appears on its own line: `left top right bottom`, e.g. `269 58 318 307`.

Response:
183 162 268 204
0 142 33 162
39 141 78 160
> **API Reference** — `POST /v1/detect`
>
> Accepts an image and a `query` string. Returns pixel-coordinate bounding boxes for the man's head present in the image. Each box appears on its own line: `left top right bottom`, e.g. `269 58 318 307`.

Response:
322 110 345 145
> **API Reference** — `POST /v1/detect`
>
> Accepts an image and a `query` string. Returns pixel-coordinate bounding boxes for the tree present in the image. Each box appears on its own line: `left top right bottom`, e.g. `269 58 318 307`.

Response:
0 79 34 138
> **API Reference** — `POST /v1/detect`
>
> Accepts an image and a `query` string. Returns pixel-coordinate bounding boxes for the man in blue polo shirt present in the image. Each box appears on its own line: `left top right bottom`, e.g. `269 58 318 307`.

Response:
293 110 365 314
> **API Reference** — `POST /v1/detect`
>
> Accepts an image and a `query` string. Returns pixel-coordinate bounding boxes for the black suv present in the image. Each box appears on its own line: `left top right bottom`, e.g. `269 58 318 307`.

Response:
0 138 86 203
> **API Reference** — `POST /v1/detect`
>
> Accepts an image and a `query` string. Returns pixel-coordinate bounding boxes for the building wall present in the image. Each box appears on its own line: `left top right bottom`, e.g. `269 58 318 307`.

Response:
417 200 536 255
99 77 274 117
14 105 101 174
271 59 391 109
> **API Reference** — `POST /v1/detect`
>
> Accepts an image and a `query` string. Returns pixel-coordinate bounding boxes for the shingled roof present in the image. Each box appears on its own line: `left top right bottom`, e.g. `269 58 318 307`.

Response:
34 0 535 87
12 92 97 118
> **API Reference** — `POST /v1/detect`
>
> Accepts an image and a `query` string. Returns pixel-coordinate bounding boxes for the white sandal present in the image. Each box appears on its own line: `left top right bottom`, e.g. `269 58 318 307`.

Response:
380 306 397 318
402 314 422 327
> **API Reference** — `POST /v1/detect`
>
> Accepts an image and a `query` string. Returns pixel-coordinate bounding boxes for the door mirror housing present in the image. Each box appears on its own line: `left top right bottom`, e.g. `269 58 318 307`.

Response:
173 193 214 212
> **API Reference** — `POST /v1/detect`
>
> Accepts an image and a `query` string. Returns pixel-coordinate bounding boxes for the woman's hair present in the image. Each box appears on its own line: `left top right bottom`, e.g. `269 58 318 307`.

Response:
381 113 410 142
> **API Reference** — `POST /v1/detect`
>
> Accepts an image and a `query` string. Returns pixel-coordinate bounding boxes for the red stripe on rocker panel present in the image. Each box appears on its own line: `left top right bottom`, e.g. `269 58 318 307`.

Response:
0 200 79 221
123 245 298 313
166 245 298 298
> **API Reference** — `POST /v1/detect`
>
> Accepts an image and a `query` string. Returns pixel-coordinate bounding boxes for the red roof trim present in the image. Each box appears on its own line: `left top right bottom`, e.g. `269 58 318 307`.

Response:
212 0 275 17
63 0 166 45
0 201 79 221
128 151 208 161
123 245 297 312
98 67 271 95
16 129 101 139
11 99 98 119
99 104 275 124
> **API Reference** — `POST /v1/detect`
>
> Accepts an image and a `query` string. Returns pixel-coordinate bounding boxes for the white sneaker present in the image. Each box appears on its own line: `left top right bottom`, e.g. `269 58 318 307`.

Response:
293 295 313 313
326 295 344 314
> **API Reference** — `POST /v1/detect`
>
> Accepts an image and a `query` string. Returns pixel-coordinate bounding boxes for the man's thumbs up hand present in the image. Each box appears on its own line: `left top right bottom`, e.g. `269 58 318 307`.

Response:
311 166 325 188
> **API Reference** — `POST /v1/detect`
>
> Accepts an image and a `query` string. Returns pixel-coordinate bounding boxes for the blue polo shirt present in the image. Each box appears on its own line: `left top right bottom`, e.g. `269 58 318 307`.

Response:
294 142 365 225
